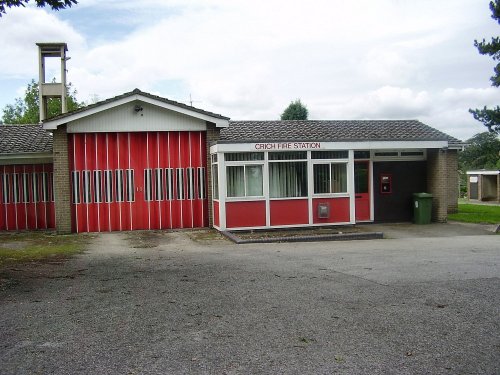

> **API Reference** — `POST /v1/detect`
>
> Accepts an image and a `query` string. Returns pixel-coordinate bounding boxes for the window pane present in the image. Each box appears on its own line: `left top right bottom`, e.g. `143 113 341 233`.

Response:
83 171 91 203
1 174 8 203
165 168 173 200
197 167 205 199
187 168 195 200
212 164 219 199
354 163 368 194
312 151 348 159
155 169 164 201
313 164 330 194
32 173 40 203
104 170 113 203
22 173 29 203
269 151 307 160
354 150 370 159
269 162 307 198
93 171 102 203
12 174 20 203
115 169 124 202
126 169 135 202
41 172 50 202
176 168 184 200
71 171 80 204
225 152 264 161
144 169 153 201
246 165 263 196
227 166 245 197
331 164 347 193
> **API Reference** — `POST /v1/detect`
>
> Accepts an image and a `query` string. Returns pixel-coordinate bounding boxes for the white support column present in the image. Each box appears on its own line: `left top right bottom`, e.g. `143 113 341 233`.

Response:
307 151 313 225
218 152 227 230
264 151 270 227
348 150 356 224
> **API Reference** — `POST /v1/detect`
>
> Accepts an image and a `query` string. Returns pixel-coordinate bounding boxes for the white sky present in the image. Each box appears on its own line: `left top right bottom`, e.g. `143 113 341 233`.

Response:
0 0 499 140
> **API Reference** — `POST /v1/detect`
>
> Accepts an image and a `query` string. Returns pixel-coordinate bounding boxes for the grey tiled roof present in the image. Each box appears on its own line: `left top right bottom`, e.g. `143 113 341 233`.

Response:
0 124 53 154
45 88 230 123
220 120 463 145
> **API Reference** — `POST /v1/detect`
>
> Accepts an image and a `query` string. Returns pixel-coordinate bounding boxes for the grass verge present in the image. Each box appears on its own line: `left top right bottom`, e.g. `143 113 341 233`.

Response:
448 203 500 224
0 232 86 267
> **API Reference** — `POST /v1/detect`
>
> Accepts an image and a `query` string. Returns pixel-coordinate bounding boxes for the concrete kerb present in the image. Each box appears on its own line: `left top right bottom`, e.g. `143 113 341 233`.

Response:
221 230 384 244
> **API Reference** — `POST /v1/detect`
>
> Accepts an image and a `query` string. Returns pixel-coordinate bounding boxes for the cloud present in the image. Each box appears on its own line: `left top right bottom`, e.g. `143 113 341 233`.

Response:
0 7 85 78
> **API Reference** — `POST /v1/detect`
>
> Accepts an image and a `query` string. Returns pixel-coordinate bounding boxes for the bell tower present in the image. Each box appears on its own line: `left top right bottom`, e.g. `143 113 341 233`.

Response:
36 42 68 122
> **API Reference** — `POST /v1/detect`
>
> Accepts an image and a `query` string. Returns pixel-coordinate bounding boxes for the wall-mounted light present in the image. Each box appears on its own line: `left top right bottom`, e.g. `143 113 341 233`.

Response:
134 105 143 113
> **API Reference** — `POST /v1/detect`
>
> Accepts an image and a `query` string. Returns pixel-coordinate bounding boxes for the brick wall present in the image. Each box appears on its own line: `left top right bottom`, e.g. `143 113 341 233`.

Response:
205 122 220 228
426 148 459 222
52 125 72 233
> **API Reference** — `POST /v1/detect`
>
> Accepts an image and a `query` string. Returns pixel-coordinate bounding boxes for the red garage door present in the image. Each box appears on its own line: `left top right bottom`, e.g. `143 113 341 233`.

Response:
0 163 55 231
68 131 208 233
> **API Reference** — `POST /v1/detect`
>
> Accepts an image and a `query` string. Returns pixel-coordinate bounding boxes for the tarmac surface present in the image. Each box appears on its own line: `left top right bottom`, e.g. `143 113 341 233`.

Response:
0 223 499 374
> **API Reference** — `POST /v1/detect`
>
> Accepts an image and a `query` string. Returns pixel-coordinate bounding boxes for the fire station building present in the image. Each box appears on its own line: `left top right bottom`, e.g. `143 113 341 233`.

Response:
0 44 463 233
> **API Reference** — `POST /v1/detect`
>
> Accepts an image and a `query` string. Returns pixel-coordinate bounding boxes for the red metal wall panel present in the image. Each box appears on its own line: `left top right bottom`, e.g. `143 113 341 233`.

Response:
213 200 219 227
0 163 55 231
68 131 208 233
270 199 309 226
312 197 350 224
226 201 266 228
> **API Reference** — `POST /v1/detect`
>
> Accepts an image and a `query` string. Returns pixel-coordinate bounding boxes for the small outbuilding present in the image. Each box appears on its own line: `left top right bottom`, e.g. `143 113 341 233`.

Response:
466 170 500 203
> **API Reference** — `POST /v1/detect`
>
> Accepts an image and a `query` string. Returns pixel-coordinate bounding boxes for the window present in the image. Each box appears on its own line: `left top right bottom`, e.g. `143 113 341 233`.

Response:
32 173 40 203
225 152 264 161
144 169 153 201
313 163 347 194
41 172 50 202
354 150 370 159
71 171 80 204
269 162 307 198
1 174 9 203
126 169 135 202
12 173 20 203
176 168 184 200
211 154 217 163
50 173 55 202
115 169 124 202
155 168 164 201
312 151 348 159
226 165 263 198
212 164 219 200
82 170 91 203
197 167 205 199
374 151 398 157
401 151 424 156
1 174 8 203
269 151 306 160
186 168 195 200
22 173 29 203
93 170 102 203
165 168 173 200
104 170 113 203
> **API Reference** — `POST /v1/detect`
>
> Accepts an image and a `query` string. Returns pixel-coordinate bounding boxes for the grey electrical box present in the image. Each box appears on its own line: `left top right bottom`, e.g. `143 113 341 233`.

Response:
318 203 330 218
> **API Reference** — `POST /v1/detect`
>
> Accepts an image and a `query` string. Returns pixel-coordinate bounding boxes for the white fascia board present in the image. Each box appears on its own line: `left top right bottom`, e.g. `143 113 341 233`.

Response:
466 170 500 175
213 140 448 153
43 93 229 130
0 152 53 165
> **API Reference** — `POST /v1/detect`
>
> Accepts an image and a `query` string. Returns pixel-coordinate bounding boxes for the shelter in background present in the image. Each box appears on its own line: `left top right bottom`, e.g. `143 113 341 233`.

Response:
466 170 500 203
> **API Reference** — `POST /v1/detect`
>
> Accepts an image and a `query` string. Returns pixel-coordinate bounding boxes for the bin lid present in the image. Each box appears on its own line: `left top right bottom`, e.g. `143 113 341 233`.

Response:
413 192 433 198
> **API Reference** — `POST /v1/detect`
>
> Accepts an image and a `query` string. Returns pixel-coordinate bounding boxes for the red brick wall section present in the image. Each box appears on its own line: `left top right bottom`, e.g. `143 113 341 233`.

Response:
205 122 220 228
52 125 72 233
426 149 459 222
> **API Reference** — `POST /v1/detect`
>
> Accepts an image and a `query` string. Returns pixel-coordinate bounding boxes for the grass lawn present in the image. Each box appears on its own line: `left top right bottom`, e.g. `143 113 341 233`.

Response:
0 232 86 267
448 203 500 224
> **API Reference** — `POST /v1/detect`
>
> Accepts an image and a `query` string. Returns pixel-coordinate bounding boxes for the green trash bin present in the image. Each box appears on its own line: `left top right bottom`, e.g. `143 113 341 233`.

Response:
413 193 433 224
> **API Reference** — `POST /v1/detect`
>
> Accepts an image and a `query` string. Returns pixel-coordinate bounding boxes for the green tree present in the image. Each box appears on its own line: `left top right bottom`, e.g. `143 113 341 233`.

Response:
0 0 77 16
280 99 308 120
469 0 500 134
1 79 82 124
459 132 500 171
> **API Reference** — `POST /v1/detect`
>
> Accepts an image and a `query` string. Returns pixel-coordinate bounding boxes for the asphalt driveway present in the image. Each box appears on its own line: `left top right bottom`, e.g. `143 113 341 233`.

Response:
0 226 499 374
